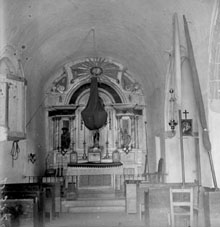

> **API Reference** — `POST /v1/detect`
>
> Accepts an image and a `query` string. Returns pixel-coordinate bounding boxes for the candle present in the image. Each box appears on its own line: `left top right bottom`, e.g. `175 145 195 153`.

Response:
84 123 85 141
106 123 108 141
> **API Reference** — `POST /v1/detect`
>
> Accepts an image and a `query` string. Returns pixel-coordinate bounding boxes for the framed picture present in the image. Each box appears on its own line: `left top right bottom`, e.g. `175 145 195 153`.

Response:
181 119 193 136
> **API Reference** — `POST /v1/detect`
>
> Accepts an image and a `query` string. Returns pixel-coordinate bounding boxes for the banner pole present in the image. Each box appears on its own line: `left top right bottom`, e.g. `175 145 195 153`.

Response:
183 15 218 189
178 110 185 186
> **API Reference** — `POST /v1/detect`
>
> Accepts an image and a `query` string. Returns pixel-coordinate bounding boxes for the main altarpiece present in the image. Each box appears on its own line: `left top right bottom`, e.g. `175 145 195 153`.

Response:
44 57 146 190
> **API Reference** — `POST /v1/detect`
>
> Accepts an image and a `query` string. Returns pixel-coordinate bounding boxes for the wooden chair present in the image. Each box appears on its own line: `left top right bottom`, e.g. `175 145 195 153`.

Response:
170 188 194 227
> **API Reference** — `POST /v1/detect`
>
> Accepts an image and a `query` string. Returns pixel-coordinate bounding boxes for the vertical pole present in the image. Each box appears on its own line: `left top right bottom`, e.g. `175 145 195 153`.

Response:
207 150 218 189
183 15 218 189
173 13 182 108
178 110 185 186
194 135 202 186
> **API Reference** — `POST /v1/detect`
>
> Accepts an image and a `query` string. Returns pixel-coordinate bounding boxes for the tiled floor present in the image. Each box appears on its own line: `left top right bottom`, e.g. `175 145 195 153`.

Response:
45 212 146 227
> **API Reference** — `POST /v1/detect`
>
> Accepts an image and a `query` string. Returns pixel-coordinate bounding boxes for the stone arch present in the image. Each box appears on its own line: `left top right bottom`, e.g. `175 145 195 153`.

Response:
68 81 123 105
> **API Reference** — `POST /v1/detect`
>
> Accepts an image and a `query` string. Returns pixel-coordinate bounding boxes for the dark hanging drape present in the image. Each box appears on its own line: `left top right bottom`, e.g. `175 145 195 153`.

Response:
81 77 107 130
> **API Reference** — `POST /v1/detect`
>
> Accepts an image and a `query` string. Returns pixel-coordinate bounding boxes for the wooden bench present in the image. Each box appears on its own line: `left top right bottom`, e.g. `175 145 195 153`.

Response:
2 183 45 227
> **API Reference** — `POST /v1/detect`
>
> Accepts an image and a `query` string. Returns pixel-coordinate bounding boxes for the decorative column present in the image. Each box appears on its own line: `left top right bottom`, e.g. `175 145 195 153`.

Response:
130 115 135 148
69 116 75 150
49 117 53 150
108 110 112 147
135 116 139 149
55 117 61 151
52 117 57 150
116 115 121 148
58 117 62 151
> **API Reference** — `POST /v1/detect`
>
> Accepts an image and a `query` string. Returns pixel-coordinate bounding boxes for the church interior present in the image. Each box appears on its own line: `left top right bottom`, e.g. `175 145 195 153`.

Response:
1 0 220 227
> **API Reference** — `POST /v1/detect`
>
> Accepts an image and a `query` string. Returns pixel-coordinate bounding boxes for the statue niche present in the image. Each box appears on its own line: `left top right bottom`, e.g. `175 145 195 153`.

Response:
93 130 100 147
61 127 71 150
60 121 71 155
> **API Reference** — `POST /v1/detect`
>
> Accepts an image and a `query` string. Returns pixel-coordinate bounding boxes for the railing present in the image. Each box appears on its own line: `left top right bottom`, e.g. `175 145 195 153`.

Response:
26 173 165 185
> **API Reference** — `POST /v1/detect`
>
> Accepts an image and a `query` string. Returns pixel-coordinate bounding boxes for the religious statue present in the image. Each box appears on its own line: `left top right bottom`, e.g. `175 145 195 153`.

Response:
120 128 132 153
61 127 71 151
93 130 100 147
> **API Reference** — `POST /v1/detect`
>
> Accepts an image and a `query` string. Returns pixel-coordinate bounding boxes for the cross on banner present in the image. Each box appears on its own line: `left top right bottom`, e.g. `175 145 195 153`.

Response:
183 110 189 119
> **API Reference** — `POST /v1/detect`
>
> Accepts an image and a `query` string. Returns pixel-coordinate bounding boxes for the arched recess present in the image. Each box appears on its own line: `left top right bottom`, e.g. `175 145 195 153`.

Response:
68 82 123 105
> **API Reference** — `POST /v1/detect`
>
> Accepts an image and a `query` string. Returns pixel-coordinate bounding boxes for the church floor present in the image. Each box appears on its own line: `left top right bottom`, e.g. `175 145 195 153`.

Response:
45 212 146 227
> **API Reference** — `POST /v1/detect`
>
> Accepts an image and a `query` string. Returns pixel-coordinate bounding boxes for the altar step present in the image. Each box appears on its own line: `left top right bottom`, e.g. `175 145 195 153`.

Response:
62 197 126 213
77 189 124 200
78 193 121 199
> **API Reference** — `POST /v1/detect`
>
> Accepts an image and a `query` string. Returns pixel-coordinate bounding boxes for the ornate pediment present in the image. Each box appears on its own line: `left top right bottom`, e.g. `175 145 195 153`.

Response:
70 57 120 82
46 57 144 109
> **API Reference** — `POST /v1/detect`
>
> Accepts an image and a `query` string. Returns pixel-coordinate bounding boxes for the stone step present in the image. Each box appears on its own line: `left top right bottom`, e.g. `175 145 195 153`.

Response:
68 205 125 213
63 188 126 213
77 188 115 194
76 189 124 199
62 196 126 213
77 192 117 199
62 199 125 207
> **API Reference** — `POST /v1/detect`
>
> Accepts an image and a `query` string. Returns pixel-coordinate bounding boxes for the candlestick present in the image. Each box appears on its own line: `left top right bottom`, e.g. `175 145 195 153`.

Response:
82 123 87 159
106 123 108 139
104 123 110 159
109 111 111 130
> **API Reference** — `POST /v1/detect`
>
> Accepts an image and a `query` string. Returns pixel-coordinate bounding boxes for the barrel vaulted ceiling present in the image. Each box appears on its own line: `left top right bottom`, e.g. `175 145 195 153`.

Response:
1 0 215 135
